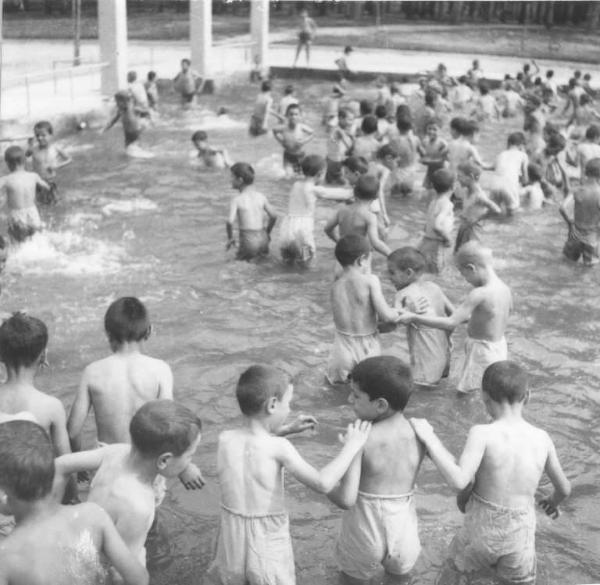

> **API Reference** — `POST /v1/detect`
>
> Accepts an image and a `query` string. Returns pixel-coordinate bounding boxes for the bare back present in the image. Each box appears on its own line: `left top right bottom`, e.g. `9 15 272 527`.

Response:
287 180 316 217
332 271 377 335
338 203 372 239
573 183 600 231
233 191 268 231
2 171 40 210
467 275 511 341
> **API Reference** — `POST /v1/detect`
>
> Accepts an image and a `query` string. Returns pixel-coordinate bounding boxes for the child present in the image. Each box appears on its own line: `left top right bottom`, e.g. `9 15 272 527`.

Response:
324 175 391 258
471 83 500 122
0 420 149 585
58 400 202 569
226 162 278 261
399 242 512 394
190 130 231 169
173 58 201 107
127 70 150 113
272 103 315 177
560 157 600 266
375 76 394 117
388 249 452 387
249 80 274 137
410 361 571 584
102 91 153 158
279 155 350 266
446 117 489 176
523 95 546 156
418 168 454 275
325 108 355 185
144 71 159 110
418 119 448 189
335 45 354 80
26 120 71 205
327 235 401 384
537 131 569 201
206 364 370 584
352 115 380 162
467 59 483 87
489 131 529 213
576 125 600 178
322 84 345 126
501 82 524 117
450 76 474 110
278 84 299 118
1 146 48 242
329 356 425 583
519 163 545 210
374 104 390 139
293 9 317 67
370 144 396 231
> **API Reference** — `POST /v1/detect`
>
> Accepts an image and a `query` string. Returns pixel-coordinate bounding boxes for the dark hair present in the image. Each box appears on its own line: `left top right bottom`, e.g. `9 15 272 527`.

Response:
4 146 25 171
236 365 289 416
479 83 489 96
507 131 526 147
0 421 55 501
301 154 325 177
396 104 412 122
584 73 591 81
482 361 528 404
284 84 294 95
431 168 455 194
450 116 467 135
396 118 413 133
338 108 354 121
343 156 369 174
359 99 374 117
516 72 524 81
361 115 378 135
377 143 399 160
104 297 150 345
546 132 566 154
585 158 600 179
335 234 371 266
580 94 591 106
388 247 426 273
350 356 413 412
344 45 353 54
523 64 530 73
574 70 582 79
374 104 387 119
586 125 600 141
192 130 208 143
424 91 436 107
181 58 191 66
568 78 576 89
546 70 554 78
534 77 542 86
527 163 542 183
458 75 467 85
286 103 300 116
354 174 379 201
458 161 482 180
127 71 137 82
261 80 271 92
463 119 479 137
230 162 255 185
33 120 53 135
147 71 157 81
130 400 201 457
0 313 48 369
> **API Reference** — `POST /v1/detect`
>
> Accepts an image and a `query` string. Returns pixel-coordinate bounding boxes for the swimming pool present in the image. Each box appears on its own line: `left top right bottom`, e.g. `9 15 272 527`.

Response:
4 79 599 584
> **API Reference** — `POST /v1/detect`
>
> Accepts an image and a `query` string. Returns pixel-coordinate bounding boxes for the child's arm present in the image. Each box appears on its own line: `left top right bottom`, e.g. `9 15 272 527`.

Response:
102 111 121 132
276 414 317 437
157 363 174 400
324 210 340 243
276 419 371 494
475 189 502 215
34 173 51 192
263 197 279 237
53 447 106 500
366 213 391 256
269 109 286 123
327 452 362 509
369 274 402 323
226 197 239 250
299 124 315 145
441 291 455 316
54 146 72 169
537 434 571 518
313 185 353 201
470 145 493 170
67 370 93 452
272 125 286 145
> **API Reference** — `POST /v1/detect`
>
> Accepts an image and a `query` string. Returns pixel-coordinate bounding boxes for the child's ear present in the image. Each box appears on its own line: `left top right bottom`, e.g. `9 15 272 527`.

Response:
144 325 152 341
266 396 278 414
375 397 389 412
157 452 173 471
405 267 415 278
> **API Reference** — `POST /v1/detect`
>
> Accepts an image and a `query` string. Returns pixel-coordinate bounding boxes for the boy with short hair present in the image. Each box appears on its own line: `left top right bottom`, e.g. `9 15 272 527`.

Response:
417 119 448 189
489 131 529 213
471 84 500 122
576 125 600 178
446 117 489 175
127 71 150 112
0 420 149 585
249 80 274 137
325 108 355 185
327 235 401 384
207 364 371 585
272 103 315 177
190 130 231 169
329 356 425 583
226 162 278 261
279 84 299 117
352 115 380 162
1 146 48 242
144 71 159 110
399 241 512 393
411 361 571 584
173 58 201 107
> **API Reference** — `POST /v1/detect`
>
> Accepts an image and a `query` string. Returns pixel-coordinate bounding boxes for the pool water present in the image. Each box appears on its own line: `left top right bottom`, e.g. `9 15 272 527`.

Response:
4 79 599 585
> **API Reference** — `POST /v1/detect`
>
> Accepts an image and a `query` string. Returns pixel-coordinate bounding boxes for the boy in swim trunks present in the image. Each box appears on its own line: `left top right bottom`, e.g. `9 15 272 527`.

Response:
272 103 314 178
226 162 278 261
26 120 71 205
327 235 402 384
0 421 149 585
399 241 512 394
411 361 571 585
249 80 274 137
293 9 317 67
329 356 425 583
207 364 370 585
190 130 232 169
1 146 48 243
173 58 201 107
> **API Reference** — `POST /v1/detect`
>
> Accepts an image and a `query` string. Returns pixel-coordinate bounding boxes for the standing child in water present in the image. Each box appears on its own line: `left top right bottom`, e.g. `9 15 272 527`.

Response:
144 71 159 111
173 58 201 107
226 162 278 261
272 103 315 177
399 242 512 394
26 120 71 205
325 107 355 185
249 80 274 137
418 120 448 190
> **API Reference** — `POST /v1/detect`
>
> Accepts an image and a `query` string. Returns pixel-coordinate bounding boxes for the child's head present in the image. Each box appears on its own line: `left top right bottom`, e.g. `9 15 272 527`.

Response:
585 124 600 143
130 400 201 477
545 132 566 156
236 365 292 427
349 356 413 420
230 162 255 189
546 69 554 79
191 130 208 148
524 95 541 113
333 84 345 98
354 174 379 201
33 121 53 147
580 94 592 107
396 117 412 134
375 75 387 89
361 115 378 136
425 120 440 140
261 80 272 93
301 154 325 178
455 241 492 285
387 247 426 290
376 144 398 169
479 83 489 96
568 77 576 90
449 116 467 138
574 70 582 80
104 297 150 349
114 90 131 109
482 361 528 406
507 131 526 149
0 421 55 506
424 91 436 108
463 119 479 140
181 58 191 71
286 103 301 123
472 59 480 68
359 99 374 117
457 161 482 187
147 71 157 82
342 156 369 185
338 107 355 129
127 71 137 83
335 234 371 268
527 163 542 184
374 104 387 120
4 146 25 171
584 158 600 180
344 45 353 55
0 312 48 371
523 63 531 74
430 168 455 195
458 75 468 86
284 84 294 95
584 73 591 82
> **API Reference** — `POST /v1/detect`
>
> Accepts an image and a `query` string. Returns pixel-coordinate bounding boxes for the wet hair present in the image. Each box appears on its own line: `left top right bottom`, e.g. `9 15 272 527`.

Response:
377 143 399 160
344 45 353 54
388 247 426 273
359 99 374 117
523 64 530 73
4 145 25 171
261 80 271 92
104 297 150 345
507 131 526 147
584 73 591 82
586 125 600 141
482 361 528 404
343 156 369 175
479 83 489 96
335 234 371 266
147 71 157 81
574 70 582 79
396 117 413 133
191 130 208 143
546 132 566 154
431 168 455 194
33 120 53 135
181 58 191 66
396 104 412 122
455 241 492 268
354 174 379 201
284 84 294 95
424 91 436 108
286 103 300 116
236 365 289 416
0 313 48 369
458 161 482 180
301 154 325 177
361 115 378 135
0 421 55 501
546 70 554 79
516 72 524 81
585 158 600 179
114 90 131 102
580 94 591 106
230 162 255 185
527 163 542 183
338 108 354 121
374 104 387 119
127 71 137 82
130 400 201 457
534 77 542 86
463 119 479 137
450 116 467 135
350 356 413 412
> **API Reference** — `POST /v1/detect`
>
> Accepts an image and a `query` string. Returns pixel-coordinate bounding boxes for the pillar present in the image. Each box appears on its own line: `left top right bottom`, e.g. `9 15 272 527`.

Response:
250 0 269 78
98 0 127 96
190 0 213 93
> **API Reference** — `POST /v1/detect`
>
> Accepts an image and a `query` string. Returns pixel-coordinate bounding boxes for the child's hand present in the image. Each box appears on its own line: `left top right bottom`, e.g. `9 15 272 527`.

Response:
412 296 430 314
396 311 414 325
77 470 91 483
339 420 371 447
409 417 435 442
281 414 317 436
178 463 206 490
537 497 560 519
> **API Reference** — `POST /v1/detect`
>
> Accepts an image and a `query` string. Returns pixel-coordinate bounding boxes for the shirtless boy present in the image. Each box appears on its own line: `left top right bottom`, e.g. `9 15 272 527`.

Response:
293 9 317 67
327 235 401 384
272 104 314 177
226 162 278 261
411 361 571 584
399 241 512 394
330 356 425 584
489 132 529 213
207 364 370 585
191 130 231 169
103 91 152 158
1 146 48 243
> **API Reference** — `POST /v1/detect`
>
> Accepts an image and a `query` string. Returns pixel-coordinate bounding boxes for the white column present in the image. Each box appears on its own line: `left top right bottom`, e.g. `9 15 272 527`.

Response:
98 0 128 96
250 0 269 76
190 0 213 90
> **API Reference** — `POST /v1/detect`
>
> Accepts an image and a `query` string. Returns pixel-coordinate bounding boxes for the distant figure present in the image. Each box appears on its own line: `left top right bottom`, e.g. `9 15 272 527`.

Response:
144 71 159 111
293 9 317 67
335 45 354 80
127 70 150 112
249 80 274 137
191 130 231 169
173 58 201 108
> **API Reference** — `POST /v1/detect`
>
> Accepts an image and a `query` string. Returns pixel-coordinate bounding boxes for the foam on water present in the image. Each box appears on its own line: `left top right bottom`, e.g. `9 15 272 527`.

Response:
101 197 159 216
188 109 246 131
255 153 287 179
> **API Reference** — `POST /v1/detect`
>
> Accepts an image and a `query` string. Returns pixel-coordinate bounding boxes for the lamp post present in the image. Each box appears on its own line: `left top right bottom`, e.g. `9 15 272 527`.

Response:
73 0 81 66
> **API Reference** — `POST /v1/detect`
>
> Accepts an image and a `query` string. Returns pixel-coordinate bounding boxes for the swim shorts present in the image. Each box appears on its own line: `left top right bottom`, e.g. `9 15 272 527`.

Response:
336 491 421 580
563 224 599 265
326 330 381 385
238 229 270 261
249 115 268 137
282 151 305 175
36 180 58 206
418 236 450 275
279 215 315 264
456 336 508 393
449 492 536 584
8 206 42 243
298 31 312 44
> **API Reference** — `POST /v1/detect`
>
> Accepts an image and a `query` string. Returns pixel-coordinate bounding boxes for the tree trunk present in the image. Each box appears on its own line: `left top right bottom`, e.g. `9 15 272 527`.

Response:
352 1 363 20
586 1 600 29
545 1 555 27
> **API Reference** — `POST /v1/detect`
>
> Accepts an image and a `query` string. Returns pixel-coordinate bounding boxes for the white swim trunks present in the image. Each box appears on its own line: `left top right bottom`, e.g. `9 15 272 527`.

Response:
456 336 508 393
7 205 42 243
279 215 315 264
326 330 381 385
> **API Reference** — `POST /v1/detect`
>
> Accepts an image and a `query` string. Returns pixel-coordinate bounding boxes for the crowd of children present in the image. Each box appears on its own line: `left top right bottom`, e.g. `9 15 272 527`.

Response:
0 46 593 585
